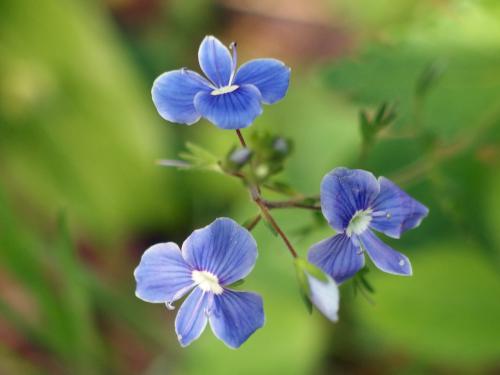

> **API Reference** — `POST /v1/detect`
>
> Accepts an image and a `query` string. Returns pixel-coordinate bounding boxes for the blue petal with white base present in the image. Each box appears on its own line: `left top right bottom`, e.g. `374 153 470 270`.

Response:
198 36 233 87
152 69 211 125
175 288 213 347
194 84 263 129
134 242 194 303
235 59 291 104
321 167 379 233
209 290 264 349
359 229 412 276
308 234 365 284
370 177 429 239
182 218 257 285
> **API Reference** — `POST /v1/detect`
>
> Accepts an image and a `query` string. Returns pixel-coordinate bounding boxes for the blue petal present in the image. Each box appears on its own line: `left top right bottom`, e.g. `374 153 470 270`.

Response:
198 36 233 87
152 69 211 125
306 272 339 322
194 84 263 129
321 167 380 232
370 177 429 238
308 234 365 284
234 59 291 104
359 230 412 276
209 289 264 349
175 287 213 347
134 243 194 303
182 218 258 286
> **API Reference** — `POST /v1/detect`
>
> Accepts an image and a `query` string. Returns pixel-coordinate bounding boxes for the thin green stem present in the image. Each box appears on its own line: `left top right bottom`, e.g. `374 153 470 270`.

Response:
245 214 262 231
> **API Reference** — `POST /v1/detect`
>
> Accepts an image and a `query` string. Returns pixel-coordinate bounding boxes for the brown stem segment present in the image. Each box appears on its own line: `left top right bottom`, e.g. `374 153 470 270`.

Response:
235 130 299 258
236 129 247 147
255 197 298 258
263 199 321 211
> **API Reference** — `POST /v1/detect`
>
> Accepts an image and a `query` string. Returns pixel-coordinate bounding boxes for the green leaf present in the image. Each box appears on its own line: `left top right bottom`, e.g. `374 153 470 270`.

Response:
374 102 388 125
294 259 313 314
156 159 193 169
0 0 176 242
375 102 397 128
227 279 245 288
52 213 104 372
360 117 375 144
415 60 447 98
355 243 500 365
294 257 329 283
358 271 375 294
179 141 221 172
299 289 313 314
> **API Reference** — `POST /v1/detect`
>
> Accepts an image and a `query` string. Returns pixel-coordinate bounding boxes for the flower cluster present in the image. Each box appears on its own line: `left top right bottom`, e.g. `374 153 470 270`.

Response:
135 36 428 349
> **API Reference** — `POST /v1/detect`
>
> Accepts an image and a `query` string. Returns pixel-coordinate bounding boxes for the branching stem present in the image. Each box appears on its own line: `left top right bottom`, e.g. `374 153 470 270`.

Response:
235 130 299 258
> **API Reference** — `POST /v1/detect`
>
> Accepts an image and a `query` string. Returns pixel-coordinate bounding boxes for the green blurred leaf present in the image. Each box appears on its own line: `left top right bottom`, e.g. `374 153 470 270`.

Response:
415 60 447 98
355 243 500 365
0 0 175 243
179 142 221 172
358 268 375 294
227 279 245 288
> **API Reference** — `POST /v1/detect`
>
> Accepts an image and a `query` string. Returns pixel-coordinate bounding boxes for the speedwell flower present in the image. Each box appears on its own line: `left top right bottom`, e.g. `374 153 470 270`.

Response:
152 35 291 129
134 218 264 348
308 167 429 283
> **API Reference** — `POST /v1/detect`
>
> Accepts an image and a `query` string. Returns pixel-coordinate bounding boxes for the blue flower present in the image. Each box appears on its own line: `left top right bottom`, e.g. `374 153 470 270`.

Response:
134 218 264 348
151 35 291 130
308 167 429 283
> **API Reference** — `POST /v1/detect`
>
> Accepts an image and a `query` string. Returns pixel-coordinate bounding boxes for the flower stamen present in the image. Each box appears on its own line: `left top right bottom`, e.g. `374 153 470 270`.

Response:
192 270 224 294
346 208 373 237
211 85 239 96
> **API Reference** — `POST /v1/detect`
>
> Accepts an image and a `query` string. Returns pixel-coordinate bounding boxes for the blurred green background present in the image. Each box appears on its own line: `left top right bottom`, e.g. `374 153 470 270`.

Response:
1 0 500 374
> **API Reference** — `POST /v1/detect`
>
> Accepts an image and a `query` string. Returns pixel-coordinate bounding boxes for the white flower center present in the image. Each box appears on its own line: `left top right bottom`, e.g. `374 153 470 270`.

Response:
192 270 223 294
346 208 373 237
211 84 239 96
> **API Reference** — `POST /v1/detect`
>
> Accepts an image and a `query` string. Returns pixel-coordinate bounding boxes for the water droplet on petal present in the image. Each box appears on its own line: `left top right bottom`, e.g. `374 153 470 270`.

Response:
399 260 405 266
166 301 176 310
386 212 392 219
